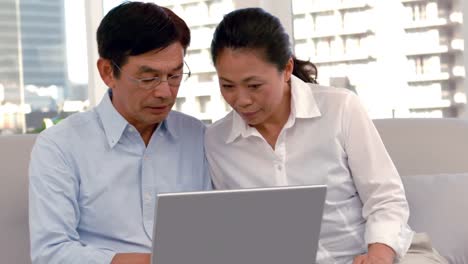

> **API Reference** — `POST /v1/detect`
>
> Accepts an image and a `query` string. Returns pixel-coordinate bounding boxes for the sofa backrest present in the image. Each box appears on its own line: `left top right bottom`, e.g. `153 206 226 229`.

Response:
0 134 36 264
373 118 468 176
374 118 468 264
2 119 467 264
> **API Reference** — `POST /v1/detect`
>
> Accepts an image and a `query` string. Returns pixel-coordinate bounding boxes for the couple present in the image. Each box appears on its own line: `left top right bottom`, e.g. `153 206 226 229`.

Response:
29 2 446 264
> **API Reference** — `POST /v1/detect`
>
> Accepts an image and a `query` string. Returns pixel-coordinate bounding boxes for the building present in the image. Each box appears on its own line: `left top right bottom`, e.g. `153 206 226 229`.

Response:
292 0 465 118
156 0 235 124
4 0 461 132
156 0 465 122
0 0 67 132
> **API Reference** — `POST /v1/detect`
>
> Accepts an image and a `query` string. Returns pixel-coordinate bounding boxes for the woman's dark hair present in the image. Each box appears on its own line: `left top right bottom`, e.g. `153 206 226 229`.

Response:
211 8 317 83
97 2 190 77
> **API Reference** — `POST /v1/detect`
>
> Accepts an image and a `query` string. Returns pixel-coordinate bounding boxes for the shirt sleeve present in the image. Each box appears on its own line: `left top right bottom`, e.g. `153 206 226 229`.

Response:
29 133 116 264
204 128 228 190
202 126 214 191
342 93 414 259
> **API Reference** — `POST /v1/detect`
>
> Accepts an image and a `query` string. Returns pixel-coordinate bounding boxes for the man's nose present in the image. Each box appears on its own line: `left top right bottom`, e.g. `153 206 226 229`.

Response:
151 80 173 99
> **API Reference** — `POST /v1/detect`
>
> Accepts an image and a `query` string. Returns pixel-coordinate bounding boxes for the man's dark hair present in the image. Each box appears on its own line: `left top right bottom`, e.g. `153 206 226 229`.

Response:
97 2 190 77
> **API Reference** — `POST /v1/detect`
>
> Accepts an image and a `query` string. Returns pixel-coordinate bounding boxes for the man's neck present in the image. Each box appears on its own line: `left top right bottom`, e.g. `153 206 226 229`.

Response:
135 123 158 146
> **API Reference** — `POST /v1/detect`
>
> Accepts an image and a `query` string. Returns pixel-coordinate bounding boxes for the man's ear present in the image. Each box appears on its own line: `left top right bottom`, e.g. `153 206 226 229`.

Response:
97 58 116 88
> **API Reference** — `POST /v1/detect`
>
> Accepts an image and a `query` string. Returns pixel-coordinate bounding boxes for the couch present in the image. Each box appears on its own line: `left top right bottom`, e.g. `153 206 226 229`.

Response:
1 118 467 263
0 134 36 264
374 118 468 264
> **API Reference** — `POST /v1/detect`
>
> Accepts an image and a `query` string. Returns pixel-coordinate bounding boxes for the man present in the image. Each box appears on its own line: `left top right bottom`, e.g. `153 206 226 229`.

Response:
29 2 211 263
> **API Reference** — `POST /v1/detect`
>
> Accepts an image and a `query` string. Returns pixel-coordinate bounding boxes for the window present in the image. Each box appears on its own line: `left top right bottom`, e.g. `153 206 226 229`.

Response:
104 0 234 124
175 97 186 112
0 0 88 134
409 3 427 22
292 0 465 118
8 0 463 134
196 95 211 114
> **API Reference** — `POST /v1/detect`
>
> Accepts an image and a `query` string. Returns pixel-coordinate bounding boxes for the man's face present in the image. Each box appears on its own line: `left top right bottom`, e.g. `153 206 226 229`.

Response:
100 42 185 131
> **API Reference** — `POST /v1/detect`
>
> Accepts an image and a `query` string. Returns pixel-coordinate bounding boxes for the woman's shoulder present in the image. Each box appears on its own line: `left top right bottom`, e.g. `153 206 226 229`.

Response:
310 84 361 108
309 84 356 99
206 111 235 141
305 84 363 117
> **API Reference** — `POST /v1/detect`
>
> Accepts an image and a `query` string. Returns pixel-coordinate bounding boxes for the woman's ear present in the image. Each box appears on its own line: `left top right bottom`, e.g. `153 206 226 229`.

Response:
97 58 116 88
284 57 294 82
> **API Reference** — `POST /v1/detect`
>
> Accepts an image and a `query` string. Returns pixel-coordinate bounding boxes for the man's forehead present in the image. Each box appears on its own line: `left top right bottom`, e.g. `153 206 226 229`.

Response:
126 43 185 69
126 56 184 71
135 61 184 73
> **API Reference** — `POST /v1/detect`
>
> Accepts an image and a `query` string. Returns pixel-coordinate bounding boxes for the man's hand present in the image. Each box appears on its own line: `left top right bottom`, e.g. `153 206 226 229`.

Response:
111 253 151 264
352 243 396 264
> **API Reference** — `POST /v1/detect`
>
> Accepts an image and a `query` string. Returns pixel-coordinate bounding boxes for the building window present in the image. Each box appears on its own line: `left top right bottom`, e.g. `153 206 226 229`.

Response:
292 0 465 118
196 95 210 114
175 97 186 112
0 0 88 134
410 3 427 22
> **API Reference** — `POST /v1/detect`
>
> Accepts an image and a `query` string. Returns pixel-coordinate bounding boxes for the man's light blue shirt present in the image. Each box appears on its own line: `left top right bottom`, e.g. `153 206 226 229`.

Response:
29 92 212 264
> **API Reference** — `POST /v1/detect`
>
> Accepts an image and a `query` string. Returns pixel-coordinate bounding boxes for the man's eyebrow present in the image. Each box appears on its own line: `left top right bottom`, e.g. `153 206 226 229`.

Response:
172 63 184 71
136 63 184 74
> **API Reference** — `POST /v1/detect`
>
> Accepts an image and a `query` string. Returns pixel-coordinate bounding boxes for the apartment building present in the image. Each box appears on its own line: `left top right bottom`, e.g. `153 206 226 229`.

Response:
161 0 464 121
0 0 67 132
156 0 235 124
2 0 465 132
292 0 464 118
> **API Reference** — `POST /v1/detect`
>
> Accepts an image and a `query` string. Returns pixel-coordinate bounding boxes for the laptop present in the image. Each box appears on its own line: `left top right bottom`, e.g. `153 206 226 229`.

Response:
151 185 327 264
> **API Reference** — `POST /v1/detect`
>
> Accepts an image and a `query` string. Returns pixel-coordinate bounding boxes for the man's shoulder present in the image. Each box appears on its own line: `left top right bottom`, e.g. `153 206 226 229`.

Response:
37 110 98 144
167 110 206 131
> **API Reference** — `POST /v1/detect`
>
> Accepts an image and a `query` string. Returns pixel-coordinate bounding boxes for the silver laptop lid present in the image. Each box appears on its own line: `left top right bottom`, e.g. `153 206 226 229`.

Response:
152 185 327 264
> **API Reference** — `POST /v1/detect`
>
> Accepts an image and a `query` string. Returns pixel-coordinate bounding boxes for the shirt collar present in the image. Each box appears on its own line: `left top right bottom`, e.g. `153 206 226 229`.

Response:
290 75 321 119
96 90 178 148
225 112 256 144
225 75 321 144
96 90 128 148
162 112 179 140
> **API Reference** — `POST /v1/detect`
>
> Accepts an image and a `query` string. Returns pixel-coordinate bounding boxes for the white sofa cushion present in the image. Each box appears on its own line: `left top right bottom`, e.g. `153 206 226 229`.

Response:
401 173 468 264
0 134 36 264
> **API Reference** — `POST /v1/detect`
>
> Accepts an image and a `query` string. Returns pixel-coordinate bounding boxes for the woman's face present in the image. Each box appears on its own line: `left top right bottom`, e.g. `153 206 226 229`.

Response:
214 48 293 126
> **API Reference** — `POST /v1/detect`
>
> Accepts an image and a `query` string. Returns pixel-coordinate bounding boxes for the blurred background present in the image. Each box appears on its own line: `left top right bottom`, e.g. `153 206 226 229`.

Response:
0 0 465 133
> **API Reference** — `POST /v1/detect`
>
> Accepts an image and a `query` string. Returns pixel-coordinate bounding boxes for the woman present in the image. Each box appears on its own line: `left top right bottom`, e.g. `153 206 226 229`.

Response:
205 7 447 264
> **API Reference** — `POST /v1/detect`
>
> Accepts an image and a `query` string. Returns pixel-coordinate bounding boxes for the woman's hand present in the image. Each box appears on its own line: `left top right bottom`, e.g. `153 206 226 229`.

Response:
352 243 396 264
111 253 151 264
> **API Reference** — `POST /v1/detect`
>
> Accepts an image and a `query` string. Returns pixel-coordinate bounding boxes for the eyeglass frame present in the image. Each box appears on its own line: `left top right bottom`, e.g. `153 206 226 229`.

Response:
111 60 191 90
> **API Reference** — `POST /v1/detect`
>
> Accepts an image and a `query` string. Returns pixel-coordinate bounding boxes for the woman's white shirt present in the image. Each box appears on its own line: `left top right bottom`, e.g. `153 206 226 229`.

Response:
205 76 413 263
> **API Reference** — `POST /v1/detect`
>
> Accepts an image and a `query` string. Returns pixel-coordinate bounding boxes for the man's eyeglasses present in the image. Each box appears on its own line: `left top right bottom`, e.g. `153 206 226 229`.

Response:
111 61 191 90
